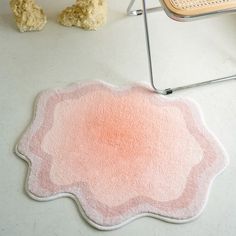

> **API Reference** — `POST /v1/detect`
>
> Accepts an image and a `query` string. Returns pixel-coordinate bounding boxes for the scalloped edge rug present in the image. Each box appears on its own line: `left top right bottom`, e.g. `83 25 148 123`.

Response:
16 81 228 230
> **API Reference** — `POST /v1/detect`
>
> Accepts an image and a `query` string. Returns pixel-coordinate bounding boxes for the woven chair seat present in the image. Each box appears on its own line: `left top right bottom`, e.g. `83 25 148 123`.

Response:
161 0 236 17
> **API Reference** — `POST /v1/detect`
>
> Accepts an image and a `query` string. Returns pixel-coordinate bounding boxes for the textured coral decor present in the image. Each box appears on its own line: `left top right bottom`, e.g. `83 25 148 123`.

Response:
16 81 228 230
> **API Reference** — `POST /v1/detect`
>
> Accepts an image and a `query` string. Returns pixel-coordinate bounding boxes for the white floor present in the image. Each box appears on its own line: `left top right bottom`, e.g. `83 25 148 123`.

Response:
0 0 236 235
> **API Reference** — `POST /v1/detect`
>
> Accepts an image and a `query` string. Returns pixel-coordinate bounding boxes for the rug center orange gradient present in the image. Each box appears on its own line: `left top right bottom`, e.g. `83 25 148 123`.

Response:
42 89 202 205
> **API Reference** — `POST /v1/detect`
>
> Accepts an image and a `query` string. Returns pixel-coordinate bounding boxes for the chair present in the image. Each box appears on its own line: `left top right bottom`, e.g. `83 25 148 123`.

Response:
127 0 236 94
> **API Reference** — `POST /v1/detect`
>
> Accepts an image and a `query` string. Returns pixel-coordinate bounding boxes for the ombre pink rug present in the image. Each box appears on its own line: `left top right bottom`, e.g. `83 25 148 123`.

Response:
16 81 228 230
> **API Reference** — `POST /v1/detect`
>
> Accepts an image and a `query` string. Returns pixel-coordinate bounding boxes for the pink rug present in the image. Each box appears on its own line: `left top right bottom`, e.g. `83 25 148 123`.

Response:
16 81 228 230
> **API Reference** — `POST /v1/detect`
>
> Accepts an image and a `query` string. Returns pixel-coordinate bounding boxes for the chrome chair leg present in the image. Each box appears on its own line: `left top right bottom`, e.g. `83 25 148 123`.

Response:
128 0 236 94
127 0 163 16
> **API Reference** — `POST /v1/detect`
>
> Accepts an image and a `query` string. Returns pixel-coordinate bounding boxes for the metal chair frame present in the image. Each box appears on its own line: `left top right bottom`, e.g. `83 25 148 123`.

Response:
127 0 236 94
